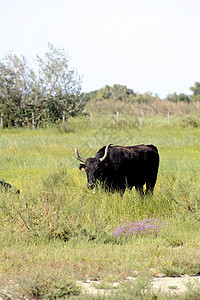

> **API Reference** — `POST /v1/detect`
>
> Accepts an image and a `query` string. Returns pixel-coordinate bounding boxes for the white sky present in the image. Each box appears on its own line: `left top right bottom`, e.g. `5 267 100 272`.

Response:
0 0 200 98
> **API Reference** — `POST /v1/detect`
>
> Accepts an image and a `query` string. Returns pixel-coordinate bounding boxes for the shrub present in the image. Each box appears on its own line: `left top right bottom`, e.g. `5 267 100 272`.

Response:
180 115 200 128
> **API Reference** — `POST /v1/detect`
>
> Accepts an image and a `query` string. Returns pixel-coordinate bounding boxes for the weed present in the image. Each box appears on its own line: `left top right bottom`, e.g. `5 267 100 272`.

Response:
19 274 81 299
159 251 200 276
113 217 167 236
109 277 156 300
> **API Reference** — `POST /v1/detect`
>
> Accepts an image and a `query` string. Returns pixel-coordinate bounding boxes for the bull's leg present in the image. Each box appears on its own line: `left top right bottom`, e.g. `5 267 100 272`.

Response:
146 184 154 195
145 166 158 195
146 178 157 195
135 185 144 197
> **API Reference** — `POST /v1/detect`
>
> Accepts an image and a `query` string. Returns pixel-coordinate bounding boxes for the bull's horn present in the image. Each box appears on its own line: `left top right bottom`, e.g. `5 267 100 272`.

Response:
99 143 113 162
72 145 86 163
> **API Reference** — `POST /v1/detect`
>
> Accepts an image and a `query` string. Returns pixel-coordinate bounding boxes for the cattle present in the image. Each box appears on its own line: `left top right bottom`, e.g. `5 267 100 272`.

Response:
72 143 159 196
0 179 20 194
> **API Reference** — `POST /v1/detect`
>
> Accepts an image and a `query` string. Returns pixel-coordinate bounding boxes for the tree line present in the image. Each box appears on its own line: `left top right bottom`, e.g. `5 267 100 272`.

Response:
86 83 200 103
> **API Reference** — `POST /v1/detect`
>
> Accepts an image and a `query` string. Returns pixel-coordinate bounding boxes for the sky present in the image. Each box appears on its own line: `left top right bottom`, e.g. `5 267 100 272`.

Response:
0 0 200 98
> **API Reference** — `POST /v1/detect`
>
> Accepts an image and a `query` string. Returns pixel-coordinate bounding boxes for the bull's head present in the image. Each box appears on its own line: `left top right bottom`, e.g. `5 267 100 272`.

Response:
72 144 112 189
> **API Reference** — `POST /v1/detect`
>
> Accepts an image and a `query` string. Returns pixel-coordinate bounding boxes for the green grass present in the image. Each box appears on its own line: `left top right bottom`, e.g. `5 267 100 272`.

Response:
0 115 200 298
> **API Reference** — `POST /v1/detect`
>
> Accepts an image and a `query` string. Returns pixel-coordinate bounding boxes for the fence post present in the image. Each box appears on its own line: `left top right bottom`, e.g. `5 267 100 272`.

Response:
63 111 65 124
1 113 3 129
168 111 170 126
141 110 144 127
90 112 94 128
32 112 35 129
116 111 119 126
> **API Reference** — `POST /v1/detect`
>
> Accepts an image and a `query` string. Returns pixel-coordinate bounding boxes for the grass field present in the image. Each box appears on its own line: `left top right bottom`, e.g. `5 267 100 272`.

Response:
0 114 200 299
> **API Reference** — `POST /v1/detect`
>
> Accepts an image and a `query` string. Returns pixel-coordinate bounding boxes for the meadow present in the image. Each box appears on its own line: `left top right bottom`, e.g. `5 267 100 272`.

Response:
0 113 200 299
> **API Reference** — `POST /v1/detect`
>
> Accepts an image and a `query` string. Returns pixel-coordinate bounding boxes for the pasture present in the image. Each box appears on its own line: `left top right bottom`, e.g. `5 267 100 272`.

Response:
0 114 200 298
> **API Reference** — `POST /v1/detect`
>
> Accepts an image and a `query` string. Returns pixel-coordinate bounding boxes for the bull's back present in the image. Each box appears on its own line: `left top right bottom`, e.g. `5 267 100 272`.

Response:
110 144 159 177
112 144 159 161
96 144 159 173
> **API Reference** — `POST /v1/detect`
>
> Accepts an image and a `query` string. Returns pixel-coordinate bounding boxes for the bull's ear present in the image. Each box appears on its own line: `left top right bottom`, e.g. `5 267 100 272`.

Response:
79 164 86 171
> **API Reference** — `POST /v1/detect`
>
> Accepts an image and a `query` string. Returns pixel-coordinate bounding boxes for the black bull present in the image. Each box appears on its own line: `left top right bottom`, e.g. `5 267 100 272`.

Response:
73 144 159 195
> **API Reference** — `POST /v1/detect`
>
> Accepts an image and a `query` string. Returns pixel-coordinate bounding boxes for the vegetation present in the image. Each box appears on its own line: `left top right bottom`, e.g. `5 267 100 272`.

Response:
0 44 200 298
86 84 160 103
165 92 191 103
190 81 200 101
0 42 199 130
0 44 85 127
0 114 200 298
85 84 199 104
0 41 200 129
86 98 200 116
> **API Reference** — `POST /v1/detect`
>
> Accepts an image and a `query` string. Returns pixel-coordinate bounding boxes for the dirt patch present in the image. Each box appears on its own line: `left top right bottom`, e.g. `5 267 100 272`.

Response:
1 276 200 298
76 275 200 296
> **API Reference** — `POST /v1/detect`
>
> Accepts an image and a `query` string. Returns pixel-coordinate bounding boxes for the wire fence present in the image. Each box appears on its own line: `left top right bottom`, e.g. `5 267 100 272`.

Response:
1 100 200 129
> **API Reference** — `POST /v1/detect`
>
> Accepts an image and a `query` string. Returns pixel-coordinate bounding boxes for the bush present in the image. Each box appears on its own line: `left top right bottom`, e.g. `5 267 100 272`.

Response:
180 115 200 128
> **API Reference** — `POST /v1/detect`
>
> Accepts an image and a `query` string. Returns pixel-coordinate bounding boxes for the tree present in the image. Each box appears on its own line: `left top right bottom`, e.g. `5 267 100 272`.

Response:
87 84 137 102
86 84 160 103
0 62 17 126
135 92 160 103
166 92 191 103
0 44 86 127
190 82 200 101
36 43 84 123
1 53 39 126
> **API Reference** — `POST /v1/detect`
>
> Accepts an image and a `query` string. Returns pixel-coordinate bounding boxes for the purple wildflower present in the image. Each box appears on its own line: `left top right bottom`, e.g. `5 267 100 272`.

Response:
113 217 167 237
